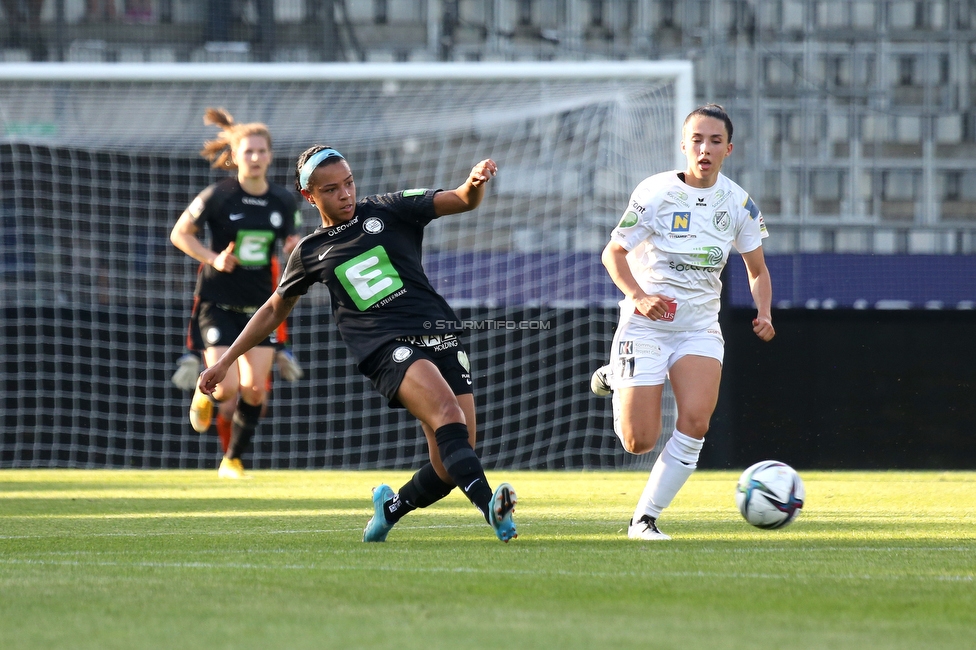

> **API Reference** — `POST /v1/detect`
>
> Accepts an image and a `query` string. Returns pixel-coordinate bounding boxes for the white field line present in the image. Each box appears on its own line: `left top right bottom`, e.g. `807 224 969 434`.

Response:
0 556 971 583
0 522 492 540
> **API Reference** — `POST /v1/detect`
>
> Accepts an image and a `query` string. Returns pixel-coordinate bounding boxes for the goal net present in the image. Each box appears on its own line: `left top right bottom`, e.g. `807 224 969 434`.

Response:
0 61 691 470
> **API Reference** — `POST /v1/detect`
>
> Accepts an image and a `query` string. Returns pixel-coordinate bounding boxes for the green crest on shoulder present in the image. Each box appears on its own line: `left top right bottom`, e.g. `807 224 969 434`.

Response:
618 211 639 228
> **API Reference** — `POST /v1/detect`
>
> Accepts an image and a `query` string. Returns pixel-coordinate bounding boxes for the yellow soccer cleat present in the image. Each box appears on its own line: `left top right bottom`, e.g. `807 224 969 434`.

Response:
217 457 249 480
188 387 214 433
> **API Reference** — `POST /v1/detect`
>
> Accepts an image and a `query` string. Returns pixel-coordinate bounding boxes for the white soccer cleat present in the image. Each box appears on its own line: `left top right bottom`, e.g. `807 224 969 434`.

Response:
628 515 671 541
590 365 612 397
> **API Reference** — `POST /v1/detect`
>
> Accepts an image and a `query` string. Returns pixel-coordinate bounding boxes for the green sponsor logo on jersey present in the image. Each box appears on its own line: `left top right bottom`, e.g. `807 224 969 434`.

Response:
234 230 275 266
336 245 405 310
691 246 725 266
402 189 426 197
618 210 639 228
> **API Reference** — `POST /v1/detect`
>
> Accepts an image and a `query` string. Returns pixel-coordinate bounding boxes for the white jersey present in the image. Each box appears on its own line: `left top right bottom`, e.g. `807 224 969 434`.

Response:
609 170 768 331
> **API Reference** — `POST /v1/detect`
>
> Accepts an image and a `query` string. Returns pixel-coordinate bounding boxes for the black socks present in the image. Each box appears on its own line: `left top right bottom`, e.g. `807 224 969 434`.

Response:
227 398 261 459
385 462 454 524
433 422 493 521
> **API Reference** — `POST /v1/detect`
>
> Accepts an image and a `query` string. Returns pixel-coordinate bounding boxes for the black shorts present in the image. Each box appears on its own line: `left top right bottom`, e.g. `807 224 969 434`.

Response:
359 333 473 409
197 301 274 349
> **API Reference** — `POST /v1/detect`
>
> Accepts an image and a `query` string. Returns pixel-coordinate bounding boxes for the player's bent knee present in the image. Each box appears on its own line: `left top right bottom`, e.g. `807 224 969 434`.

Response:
427 400 466 430
238 385 268 406
675 418 710 439
211 386 234 403
619 425 662 455
625 438 657 455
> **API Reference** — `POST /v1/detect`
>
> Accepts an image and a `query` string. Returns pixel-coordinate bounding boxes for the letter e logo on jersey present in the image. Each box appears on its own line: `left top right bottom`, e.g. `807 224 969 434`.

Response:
234 230 275 266
336 245 405 310
671 212 691 232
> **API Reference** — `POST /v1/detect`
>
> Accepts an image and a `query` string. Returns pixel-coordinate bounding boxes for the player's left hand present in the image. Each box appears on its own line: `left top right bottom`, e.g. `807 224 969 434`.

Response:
468 159 497 187
752 316 775 341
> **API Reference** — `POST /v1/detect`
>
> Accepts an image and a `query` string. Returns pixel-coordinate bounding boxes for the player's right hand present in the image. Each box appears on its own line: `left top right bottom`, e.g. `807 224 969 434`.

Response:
211 242 238 272
634 294 675 321
198 363 227 396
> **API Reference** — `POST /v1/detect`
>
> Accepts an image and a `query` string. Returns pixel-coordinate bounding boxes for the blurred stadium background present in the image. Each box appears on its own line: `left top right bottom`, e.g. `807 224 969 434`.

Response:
2 0 974 470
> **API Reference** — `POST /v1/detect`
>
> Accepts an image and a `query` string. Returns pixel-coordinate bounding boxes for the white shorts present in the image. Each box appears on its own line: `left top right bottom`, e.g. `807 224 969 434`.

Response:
607 314 724 449
607 311 725 389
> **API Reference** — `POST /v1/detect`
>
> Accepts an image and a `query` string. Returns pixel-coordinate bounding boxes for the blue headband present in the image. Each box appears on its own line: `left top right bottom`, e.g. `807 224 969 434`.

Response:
299 148 344 190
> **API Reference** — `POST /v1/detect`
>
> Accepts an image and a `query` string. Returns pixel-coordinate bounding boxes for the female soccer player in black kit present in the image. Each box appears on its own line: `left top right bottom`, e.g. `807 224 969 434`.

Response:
171 108 299 479
198 146 518 542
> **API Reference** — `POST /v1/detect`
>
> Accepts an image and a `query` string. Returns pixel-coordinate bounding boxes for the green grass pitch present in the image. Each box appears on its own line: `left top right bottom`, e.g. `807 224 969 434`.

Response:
1 469 974 649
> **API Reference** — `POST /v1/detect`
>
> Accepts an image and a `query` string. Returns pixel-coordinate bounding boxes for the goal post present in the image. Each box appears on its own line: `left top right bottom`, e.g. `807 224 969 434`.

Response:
0 61 692 470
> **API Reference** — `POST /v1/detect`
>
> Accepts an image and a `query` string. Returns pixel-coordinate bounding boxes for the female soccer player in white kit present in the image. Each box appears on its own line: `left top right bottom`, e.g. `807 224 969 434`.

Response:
591 104 775 540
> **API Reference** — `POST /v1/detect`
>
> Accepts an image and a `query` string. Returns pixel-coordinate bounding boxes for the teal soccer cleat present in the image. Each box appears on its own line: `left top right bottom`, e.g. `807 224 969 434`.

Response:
488 483 518 542
363 484 395 542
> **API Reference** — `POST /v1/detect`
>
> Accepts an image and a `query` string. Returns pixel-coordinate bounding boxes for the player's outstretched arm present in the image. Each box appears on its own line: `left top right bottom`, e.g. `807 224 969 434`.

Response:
741 247 775 341
433 158 497 216
198 293 301 394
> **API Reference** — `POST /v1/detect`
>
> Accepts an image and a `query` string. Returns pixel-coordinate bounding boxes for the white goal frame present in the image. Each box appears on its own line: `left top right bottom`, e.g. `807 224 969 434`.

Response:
0 60 694 170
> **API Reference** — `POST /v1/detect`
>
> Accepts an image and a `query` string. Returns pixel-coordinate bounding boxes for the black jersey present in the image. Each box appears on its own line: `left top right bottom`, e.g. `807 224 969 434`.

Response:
277 189 460 364
186 178 298 307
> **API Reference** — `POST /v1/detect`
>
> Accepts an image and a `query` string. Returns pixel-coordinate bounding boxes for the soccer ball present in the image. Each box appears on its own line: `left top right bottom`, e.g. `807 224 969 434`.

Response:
735 460 805 529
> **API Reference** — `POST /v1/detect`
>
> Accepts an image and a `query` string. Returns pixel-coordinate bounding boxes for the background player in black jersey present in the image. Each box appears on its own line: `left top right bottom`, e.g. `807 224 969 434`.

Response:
198 146 518 542
170 254 303 454
170 108 299 479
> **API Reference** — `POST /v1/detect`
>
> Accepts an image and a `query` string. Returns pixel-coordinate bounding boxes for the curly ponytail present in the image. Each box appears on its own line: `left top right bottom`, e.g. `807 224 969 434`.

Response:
199 107 273 172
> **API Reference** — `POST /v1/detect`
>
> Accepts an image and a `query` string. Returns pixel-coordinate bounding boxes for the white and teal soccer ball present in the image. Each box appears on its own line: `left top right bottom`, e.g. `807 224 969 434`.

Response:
735 460 805 529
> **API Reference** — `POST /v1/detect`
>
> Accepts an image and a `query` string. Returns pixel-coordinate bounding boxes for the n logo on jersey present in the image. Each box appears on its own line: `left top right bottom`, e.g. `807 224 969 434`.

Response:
234 230 275 266
336 245 404 310
671 212 691 232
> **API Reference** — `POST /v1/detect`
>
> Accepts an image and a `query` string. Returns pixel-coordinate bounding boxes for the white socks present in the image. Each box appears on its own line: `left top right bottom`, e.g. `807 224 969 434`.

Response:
633 430 704 520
